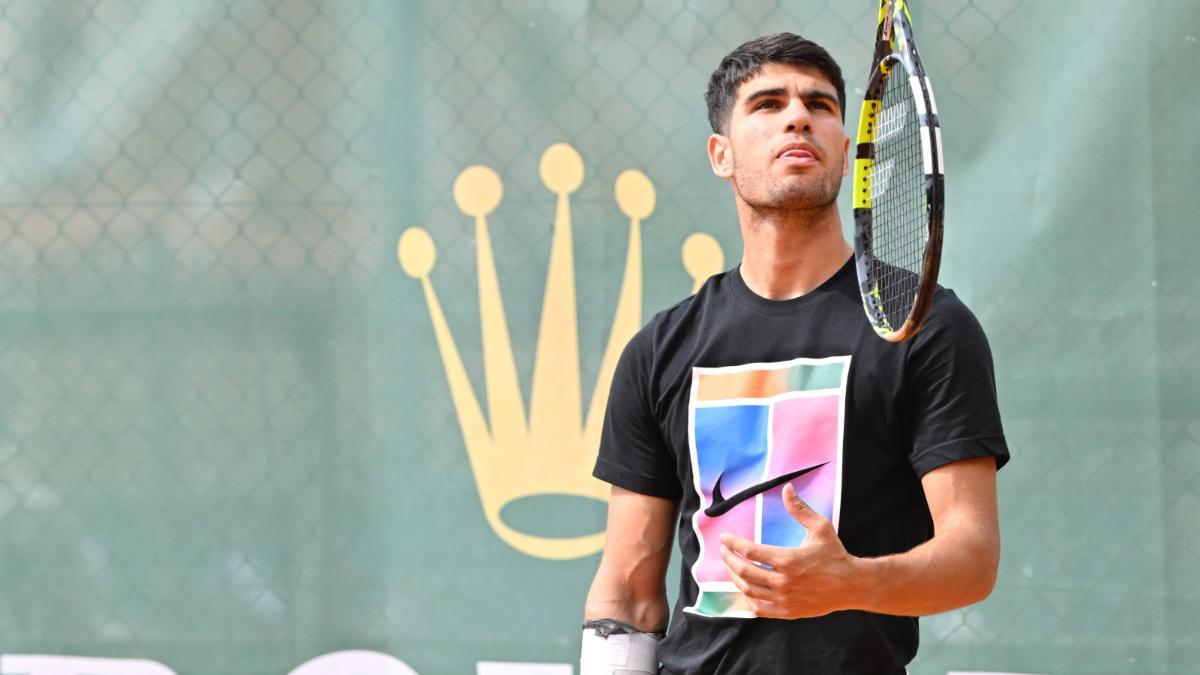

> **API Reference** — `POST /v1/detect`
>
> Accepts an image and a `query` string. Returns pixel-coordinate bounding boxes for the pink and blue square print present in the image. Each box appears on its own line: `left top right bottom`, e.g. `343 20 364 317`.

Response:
685 356 850 618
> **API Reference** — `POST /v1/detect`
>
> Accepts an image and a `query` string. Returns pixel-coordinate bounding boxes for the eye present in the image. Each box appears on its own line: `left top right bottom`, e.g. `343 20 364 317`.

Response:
808 100 832 111
754 99 781 110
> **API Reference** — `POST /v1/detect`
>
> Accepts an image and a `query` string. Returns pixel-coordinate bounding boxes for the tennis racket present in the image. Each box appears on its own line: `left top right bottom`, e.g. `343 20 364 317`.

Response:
852 0 943 342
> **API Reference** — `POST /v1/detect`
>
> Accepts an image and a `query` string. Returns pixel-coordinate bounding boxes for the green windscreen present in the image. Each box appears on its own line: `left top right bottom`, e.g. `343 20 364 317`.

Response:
0 1 1196 674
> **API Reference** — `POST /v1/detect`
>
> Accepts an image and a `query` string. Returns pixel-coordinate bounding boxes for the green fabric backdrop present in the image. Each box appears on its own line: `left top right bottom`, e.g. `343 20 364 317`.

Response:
0 0 1197 673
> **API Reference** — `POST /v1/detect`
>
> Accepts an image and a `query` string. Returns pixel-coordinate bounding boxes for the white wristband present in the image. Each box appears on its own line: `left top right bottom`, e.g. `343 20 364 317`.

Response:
579 627 660 675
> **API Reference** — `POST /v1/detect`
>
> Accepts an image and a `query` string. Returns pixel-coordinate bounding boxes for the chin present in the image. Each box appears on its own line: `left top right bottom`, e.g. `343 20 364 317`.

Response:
766 190 839 211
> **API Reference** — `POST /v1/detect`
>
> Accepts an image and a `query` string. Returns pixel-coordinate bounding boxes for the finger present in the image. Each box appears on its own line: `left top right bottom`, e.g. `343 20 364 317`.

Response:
724 562 751 593
722 553 771 597
782 483 831 534
720 544 778 590
746 597 784 618
720 552 758 593
720 532 783 568
724 562 764 598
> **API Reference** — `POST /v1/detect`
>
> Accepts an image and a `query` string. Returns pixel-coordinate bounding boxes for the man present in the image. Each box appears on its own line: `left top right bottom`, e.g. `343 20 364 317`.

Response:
580 33 1009 674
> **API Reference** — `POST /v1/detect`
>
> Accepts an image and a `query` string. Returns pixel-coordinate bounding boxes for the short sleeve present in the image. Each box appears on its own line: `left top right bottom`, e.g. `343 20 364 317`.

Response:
905 289 1010 477
592 325 681 501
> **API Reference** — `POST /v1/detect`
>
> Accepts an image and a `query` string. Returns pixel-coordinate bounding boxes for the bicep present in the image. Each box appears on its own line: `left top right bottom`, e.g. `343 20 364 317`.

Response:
920 457 1000 547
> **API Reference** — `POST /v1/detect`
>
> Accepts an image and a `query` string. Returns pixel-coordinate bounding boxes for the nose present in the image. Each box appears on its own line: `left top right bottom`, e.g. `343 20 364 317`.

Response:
783 98 812 133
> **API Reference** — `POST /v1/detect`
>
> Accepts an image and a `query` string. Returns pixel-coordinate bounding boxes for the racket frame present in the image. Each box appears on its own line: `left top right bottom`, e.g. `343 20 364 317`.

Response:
852 0 944 342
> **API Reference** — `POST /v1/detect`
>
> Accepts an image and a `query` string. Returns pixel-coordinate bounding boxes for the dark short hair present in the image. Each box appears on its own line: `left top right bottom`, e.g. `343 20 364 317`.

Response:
705 33 847 134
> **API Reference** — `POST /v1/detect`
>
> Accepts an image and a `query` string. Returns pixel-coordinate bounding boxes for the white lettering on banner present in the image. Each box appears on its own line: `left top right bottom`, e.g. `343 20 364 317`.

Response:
477 662 572 675
0 655 178 675
0 654 1044 675
287 651 421 675
945 667 1051 672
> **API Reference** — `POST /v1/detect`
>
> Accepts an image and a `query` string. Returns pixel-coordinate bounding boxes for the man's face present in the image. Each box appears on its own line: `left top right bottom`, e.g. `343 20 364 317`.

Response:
707 62 850 212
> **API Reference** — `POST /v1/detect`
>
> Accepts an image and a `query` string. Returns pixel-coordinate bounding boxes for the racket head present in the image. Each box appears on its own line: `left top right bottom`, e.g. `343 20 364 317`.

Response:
852 0 944 342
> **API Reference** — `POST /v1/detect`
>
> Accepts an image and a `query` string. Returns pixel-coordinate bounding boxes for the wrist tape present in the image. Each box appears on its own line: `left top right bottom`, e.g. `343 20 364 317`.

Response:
579 619 662 675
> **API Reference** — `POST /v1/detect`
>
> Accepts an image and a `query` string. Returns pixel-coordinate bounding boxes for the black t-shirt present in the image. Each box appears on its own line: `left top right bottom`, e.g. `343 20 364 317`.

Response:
593 257 1009 674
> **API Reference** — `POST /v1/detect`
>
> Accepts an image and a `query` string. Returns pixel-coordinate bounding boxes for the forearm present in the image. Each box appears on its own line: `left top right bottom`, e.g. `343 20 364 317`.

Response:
584 564 670 631
851 522 999 617
720 459 1001 620
584 487 675 631
581 556 668 675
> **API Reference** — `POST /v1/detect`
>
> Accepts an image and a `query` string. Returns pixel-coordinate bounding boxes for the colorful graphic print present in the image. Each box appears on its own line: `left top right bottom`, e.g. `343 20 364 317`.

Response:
685 356 850 619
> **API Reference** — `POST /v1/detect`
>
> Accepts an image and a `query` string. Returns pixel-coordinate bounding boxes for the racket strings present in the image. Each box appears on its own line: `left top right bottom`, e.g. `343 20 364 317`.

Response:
868 70 927 329
874 101 908 143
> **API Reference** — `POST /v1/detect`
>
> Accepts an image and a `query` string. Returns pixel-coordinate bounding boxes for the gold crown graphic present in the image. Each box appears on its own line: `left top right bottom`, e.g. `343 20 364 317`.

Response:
399 143 724 560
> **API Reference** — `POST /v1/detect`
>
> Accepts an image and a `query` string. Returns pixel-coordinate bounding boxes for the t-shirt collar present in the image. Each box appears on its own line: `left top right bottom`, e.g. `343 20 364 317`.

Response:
727 255 854 316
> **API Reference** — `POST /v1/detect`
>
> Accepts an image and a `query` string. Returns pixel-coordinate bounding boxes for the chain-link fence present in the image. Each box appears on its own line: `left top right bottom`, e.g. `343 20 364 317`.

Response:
0 0 1197 673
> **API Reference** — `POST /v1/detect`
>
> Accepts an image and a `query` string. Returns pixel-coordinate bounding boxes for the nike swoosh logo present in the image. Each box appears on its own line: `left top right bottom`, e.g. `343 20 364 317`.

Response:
703 461 830 517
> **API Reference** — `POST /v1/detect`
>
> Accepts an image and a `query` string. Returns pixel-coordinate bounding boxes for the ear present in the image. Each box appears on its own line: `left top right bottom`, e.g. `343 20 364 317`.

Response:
708 133 734 179
841 134 851 177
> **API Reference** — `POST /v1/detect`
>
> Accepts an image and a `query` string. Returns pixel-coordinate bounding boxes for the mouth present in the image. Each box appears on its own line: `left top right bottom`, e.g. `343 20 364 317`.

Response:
777 143 818 162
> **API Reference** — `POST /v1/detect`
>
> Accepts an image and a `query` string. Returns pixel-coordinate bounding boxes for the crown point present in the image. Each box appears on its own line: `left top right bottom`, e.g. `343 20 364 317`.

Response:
454 165 503 217
682 233 724 283
615 170 655 221
398 227 436 278
540 143 584 195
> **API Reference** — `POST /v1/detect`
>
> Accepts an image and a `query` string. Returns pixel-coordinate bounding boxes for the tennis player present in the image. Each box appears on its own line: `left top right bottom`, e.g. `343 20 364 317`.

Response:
580 33 1008 674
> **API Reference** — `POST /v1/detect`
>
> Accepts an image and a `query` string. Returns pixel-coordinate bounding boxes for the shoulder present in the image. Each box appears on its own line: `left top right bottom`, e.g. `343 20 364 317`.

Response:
899 285 1001 393
913 286 991 350
903 284 1001 388
630 269 735 354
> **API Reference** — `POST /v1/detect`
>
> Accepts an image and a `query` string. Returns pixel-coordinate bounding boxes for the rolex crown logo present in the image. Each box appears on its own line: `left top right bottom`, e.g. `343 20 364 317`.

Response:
399 143 723 560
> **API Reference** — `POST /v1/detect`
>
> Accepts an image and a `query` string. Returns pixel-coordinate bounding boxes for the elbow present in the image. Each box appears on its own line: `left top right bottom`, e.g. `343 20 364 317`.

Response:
965 568 997 606
965 539 1001 606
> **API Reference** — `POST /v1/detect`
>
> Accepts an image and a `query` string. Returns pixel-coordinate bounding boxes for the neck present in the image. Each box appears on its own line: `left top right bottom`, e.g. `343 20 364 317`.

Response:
736 200 853 301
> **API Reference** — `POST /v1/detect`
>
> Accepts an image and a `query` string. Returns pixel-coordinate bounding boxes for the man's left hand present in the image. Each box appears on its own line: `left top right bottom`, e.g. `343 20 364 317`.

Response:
719 483 866 619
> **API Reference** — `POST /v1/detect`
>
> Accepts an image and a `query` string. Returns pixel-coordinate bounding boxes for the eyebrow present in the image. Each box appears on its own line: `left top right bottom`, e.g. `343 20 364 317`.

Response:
742 87 840 111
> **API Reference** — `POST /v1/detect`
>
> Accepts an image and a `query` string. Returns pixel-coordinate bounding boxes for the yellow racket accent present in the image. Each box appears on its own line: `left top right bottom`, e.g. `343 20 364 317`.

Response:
878 0 915 51
854 158 874 210
854 99 880 210
857 100 880 144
